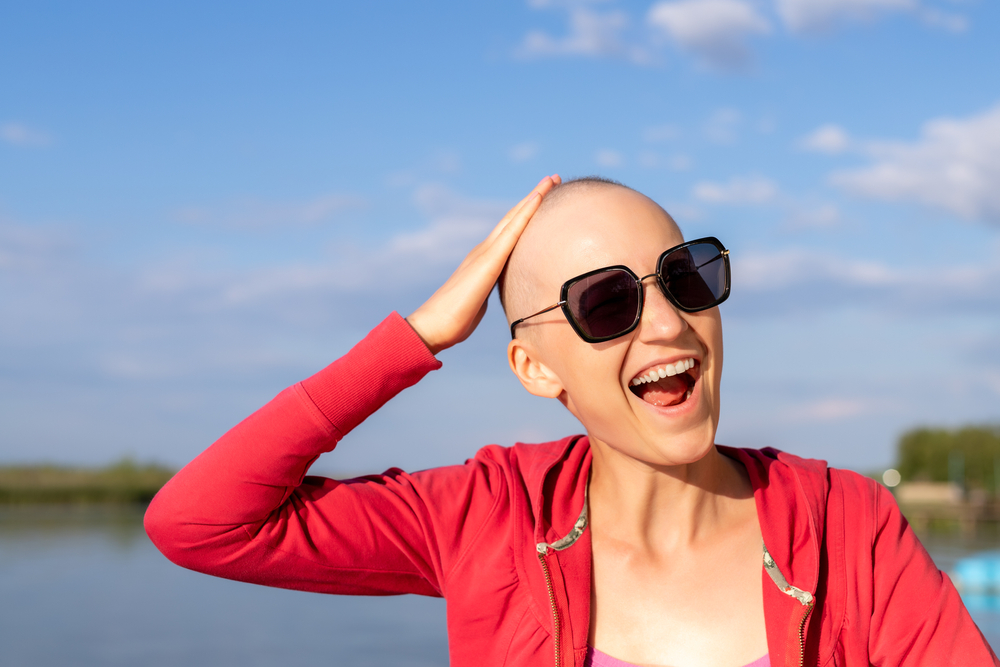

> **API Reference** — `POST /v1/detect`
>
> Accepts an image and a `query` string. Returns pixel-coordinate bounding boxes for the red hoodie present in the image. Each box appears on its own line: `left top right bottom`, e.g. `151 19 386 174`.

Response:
145 312 998 667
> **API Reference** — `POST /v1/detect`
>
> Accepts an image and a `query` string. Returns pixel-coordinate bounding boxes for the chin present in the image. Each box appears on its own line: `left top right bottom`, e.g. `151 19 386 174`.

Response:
646 426 719 468
588 418 719 471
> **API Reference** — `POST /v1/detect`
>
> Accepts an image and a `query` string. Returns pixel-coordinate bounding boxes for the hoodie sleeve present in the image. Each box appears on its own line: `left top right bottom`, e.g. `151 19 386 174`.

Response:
865 479 999 666
143 312 505 598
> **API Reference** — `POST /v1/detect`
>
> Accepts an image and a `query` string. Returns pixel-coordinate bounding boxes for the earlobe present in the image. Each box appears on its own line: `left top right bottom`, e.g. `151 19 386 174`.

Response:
507 339 564 399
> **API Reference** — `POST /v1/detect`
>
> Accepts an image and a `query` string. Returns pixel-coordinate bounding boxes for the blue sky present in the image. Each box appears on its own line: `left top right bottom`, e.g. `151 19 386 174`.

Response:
1 0 998 474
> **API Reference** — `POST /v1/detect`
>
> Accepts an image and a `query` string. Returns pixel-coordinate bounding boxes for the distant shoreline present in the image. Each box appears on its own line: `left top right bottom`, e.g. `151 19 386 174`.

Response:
0 460 175 504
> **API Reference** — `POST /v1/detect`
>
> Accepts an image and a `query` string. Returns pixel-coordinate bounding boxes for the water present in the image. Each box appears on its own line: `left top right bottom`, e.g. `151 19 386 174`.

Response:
0 506 448 666
2 506 998 666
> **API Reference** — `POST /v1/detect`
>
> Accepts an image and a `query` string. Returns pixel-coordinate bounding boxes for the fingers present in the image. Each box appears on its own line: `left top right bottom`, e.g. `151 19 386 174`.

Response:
511 174 558 213
499 175 554 239
405 175 560 354
496 191 542 245
485 174 560 244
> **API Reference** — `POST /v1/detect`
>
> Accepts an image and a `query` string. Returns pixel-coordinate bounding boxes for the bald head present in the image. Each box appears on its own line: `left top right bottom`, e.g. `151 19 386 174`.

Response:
500 178 682 336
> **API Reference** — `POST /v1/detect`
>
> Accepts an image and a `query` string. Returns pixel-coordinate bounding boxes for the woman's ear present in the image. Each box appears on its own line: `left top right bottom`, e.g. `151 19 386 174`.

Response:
507 338 564 399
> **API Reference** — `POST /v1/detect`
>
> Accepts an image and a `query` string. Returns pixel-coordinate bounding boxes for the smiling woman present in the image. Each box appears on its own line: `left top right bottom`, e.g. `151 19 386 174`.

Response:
145 176 998 667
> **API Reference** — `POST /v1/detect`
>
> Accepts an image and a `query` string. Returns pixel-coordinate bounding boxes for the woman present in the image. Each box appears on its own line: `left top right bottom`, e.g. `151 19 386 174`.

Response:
146 175 996 666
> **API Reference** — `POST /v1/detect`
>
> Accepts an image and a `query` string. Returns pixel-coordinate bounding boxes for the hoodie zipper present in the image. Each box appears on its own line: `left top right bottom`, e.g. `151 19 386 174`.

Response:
536 509 811 667
537 545 562 667
535 488 589 667
796 600 814 667
762 543 815 667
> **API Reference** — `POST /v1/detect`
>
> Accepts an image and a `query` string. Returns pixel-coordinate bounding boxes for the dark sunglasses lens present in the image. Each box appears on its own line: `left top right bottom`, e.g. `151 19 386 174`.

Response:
661 243 727 310
566 270 639 340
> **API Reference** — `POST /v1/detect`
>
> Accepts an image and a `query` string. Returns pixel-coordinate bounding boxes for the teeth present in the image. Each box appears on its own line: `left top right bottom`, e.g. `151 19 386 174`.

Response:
630 358 697 386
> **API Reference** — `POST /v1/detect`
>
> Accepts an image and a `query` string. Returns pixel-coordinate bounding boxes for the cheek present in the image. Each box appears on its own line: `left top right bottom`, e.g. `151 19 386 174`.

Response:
694 314 724 419
550 343 633 433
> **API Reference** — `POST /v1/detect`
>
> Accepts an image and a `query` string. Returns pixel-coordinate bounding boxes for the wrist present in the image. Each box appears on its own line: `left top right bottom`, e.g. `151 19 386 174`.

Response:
404 313 442 356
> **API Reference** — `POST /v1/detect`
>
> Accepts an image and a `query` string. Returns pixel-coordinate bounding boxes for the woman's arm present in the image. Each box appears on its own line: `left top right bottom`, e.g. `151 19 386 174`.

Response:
144 176 560 596
865 479 999 665
143 313 452 595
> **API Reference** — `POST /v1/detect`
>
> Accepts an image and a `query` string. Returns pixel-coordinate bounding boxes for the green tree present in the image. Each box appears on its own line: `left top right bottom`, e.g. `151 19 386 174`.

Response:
897 426 1000 491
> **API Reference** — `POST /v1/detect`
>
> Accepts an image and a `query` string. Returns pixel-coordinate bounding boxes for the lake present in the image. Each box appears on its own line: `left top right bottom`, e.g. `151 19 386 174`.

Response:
1 505 998 665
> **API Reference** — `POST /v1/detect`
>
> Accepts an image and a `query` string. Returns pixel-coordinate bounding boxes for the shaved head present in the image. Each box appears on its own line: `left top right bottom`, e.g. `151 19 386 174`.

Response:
502 175 724 472
499 177 681 333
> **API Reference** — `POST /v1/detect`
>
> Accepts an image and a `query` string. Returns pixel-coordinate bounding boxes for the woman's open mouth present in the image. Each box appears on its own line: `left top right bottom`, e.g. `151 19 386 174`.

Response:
628 358 697 407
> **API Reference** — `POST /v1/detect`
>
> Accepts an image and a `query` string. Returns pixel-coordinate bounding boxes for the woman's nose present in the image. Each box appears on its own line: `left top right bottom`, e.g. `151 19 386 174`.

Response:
636 276 688 342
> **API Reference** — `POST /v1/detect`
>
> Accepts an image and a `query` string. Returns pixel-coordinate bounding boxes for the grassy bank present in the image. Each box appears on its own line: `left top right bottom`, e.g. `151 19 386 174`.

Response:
0 459 175 504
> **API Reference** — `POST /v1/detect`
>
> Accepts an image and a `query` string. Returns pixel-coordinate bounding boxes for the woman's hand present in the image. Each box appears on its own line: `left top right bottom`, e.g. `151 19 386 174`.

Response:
406 175 561 355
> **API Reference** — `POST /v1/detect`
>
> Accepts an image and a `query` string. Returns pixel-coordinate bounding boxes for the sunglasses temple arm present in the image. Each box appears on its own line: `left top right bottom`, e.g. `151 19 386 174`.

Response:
693 249 729 271
509 301 566 339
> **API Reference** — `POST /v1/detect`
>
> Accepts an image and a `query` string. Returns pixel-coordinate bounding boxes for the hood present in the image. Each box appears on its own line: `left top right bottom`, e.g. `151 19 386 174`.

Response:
723 446 830 600
722 446 831 667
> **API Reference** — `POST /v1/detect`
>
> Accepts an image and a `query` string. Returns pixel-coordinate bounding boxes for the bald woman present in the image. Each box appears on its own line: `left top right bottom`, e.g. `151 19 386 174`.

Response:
147 175 996 667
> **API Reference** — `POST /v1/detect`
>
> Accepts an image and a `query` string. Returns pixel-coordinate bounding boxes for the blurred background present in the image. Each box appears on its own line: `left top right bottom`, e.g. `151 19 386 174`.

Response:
1 1 998 664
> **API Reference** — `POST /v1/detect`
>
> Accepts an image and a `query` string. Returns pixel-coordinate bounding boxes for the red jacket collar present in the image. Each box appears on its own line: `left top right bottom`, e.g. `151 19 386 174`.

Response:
519 438 831 667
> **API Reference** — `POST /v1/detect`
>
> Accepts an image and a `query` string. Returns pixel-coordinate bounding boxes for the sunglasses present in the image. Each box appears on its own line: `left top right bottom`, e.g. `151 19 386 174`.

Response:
509 236 731 343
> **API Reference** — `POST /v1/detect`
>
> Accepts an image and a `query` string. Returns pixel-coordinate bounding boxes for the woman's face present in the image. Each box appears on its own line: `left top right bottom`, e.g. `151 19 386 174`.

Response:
509 186 724 469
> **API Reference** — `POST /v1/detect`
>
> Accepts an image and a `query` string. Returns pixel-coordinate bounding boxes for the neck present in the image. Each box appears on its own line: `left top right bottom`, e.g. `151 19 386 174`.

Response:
587 439 753 551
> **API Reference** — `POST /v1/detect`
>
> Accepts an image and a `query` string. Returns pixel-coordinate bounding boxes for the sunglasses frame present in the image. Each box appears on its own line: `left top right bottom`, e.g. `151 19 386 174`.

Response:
509 236 731 343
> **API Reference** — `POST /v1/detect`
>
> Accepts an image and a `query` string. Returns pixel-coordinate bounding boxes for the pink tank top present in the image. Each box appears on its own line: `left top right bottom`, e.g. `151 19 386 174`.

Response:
585 646 770 667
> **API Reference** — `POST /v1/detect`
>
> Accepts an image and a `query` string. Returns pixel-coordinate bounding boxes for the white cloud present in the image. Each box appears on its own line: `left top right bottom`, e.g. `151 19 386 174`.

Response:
704 108 742 143
647 0 771 69
784 398 877 422
0 220 75 272
669 154 693 171
411 183 508 222
738 249 897 291
756 114 778 134
664 202 705 222
638 151 660 168
733 246 1000 315
595 149 624 167
919 7 968 32
830 104 1000 223
799 124 851 153
775 0 916 32
785 202 841 228
509 142 539 163
519 0 969 71
693 175 777 204
527 0 614 7
775 0 968 34
176 194 364 230
428 150 462 174
643 123 679 142
518 8 651 63
637 151 691 170
149 185 510 306
1 122 52 147
152 184 511 308
387 184 506 263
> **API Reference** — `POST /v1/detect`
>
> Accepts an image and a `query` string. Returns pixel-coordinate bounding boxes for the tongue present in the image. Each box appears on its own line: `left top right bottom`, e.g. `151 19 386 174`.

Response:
634 374 689 407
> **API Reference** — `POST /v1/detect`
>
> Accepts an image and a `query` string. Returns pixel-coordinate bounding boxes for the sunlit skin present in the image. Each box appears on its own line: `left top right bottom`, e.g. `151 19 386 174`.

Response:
505 186 723 467
407 177 766 667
